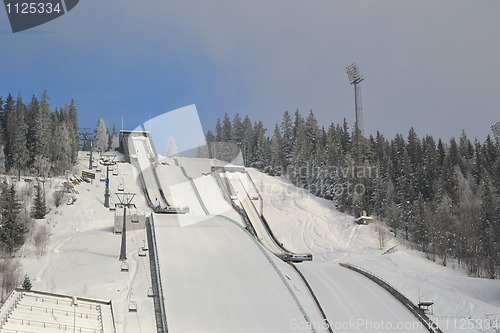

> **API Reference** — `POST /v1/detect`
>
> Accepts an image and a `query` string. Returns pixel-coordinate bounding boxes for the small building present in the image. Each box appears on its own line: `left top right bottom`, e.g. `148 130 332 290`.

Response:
114 210 146 233
355 210 373 225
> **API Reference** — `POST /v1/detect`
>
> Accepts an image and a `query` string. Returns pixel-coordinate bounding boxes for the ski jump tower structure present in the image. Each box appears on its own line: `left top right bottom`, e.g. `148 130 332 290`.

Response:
346 63 364 163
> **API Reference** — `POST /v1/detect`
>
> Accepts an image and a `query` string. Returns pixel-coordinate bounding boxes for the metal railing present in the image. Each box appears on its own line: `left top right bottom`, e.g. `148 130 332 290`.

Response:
146 215 168 333
339 263 443 333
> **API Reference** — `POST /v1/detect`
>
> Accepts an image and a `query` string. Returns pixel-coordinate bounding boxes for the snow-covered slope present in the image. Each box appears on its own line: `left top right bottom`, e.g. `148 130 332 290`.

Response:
153 214 324 332
8 154 499 333
17 159 156 333
247 168 500 332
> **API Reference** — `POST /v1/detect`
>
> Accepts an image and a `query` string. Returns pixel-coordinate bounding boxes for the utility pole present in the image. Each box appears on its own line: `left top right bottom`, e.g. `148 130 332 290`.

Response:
116 192 135 261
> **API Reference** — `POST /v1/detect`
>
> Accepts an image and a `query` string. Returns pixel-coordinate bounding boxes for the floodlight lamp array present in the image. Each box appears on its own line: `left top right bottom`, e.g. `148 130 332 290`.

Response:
346 64 364 85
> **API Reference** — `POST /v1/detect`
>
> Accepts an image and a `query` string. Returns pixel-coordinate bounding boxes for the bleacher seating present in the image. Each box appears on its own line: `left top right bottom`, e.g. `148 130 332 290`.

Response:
0 290 114 333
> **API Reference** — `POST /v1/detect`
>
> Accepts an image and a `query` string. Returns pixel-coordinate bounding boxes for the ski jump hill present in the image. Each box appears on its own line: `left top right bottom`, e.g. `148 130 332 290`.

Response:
117 130 441 333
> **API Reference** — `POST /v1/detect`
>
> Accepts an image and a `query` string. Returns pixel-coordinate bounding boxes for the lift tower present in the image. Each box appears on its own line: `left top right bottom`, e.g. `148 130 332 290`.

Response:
78 128 95 169
346 63 364 163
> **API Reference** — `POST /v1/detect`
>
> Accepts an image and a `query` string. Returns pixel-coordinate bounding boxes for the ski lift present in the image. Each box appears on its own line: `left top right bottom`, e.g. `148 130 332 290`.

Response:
112 168 119 176
120 261 129 272
147 287 154 298
128 300 137 312
128 293 138 312
118 183 124 191
138 248 147 257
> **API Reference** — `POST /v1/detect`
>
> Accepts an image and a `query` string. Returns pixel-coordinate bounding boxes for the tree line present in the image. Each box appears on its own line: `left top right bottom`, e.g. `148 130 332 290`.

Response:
207 110 500 278
0 91 80 177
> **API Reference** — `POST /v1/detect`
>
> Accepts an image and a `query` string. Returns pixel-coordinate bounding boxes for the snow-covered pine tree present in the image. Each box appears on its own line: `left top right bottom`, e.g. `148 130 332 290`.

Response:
231 113 244 145
95 117 109 153
10 95 30 179
32 181 47 219
0 123 5 174
479 181 496 278
222 112 232 143
269 124 282 175
0 184 26 253
109 123 119 151
214 118 222 142
253 121 269 169
280 110 294 171
22 275 32 290
50 121 73 175
66 99 80 163
241 116 254 165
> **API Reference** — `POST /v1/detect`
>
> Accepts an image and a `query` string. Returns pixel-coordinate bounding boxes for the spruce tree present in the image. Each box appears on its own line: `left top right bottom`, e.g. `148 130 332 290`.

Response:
10 95 30 178
214 118 222 142
2 94 15 171
22 275 32 290
0 124 5 174
231 113 244 144
280 111 294 170
241 116 254 164
0 184 25 253
95 118 109 153
270 124 282 174
32 181 47 219
67 99 79 163
33 91 51 164
304 111 319 160
222 112 232 142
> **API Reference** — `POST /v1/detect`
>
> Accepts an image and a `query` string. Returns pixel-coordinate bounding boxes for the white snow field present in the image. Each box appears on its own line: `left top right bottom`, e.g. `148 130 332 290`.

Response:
247 168 500 333
3 140 498 333
11 157 157 333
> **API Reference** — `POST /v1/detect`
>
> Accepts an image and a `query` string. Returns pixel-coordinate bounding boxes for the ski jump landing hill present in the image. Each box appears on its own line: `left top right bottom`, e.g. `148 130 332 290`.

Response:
120 131 331 332
119 130 440 333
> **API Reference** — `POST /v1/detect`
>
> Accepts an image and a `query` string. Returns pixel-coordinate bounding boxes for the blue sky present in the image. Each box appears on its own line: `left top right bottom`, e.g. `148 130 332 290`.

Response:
1 0 499 141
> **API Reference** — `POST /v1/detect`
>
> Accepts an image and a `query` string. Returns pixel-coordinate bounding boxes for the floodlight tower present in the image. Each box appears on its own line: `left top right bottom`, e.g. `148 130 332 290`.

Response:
346 63 365 163
492 121 500 142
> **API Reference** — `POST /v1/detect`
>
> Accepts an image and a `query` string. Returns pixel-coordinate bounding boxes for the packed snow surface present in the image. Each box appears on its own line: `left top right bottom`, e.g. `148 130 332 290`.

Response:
153 214 315 332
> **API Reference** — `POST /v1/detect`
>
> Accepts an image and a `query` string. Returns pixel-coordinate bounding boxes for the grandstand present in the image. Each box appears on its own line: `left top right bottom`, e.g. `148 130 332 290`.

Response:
0 289 115 333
